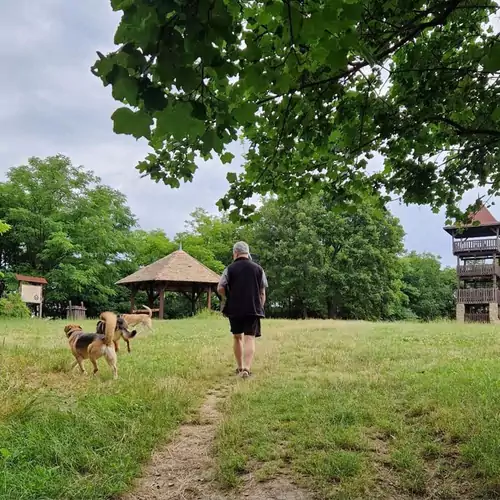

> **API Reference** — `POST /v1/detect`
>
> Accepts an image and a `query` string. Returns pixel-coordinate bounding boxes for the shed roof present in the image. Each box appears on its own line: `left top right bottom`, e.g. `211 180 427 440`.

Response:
15 274 48 285
116 250 221 286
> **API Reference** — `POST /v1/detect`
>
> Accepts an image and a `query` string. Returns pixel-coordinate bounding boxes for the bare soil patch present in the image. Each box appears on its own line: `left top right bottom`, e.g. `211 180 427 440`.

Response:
121 383 313 500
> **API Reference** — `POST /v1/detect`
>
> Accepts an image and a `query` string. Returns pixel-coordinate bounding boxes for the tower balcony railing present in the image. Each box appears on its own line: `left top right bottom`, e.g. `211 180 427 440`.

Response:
453 238 500 255
457 263 500 277
457 288 500 304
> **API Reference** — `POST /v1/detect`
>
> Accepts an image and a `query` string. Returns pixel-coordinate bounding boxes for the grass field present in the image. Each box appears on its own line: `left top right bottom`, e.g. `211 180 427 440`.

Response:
1 317 500 499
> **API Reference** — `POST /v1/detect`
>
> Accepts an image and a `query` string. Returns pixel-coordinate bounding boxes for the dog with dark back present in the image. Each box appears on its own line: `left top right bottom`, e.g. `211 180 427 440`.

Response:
64 312 137 379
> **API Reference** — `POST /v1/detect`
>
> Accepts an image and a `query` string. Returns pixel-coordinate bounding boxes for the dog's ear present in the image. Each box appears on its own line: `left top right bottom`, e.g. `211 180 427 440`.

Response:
64 324 81 334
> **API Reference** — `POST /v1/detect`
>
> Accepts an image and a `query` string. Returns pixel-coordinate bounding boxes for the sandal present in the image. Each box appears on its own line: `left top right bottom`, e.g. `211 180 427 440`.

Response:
240 369 251 379
235 368 243 375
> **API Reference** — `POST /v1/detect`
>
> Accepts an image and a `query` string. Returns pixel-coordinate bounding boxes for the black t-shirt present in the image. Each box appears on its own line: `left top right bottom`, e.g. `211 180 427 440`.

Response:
220 258 267 318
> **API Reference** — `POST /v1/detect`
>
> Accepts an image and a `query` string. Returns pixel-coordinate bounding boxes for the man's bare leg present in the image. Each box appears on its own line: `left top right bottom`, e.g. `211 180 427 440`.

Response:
233 334 244 371
243 335 256 373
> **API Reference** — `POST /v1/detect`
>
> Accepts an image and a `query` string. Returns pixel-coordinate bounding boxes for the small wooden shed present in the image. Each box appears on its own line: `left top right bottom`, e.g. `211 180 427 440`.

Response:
15 274 47 317
116 250 221 318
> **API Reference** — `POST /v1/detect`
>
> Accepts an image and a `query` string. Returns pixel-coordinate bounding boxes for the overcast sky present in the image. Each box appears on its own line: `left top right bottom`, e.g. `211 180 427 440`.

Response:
0 0 491 267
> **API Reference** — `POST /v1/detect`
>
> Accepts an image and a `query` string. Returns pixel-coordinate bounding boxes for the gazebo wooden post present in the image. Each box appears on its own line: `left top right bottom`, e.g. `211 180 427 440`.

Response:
147 285 156 309
158 284 165 320
207 285 212 310
191 286 197 316
130 286 137 313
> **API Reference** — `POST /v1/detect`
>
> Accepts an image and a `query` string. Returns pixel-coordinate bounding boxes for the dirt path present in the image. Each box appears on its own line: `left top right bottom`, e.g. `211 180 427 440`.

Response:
121 383 313 500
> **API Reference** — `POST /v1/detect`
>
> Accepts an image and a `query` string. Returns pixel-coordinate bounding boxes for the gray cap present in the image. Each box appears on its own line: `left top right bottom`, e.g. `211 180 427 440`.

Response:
233 241 251 259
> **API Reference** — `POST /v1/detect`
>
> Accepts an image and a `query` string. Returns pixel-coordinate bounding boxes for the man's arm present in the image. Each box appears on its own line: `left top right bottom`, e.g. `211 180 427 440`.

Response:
217 284 226 297
217 268 228 297
260 269 268 307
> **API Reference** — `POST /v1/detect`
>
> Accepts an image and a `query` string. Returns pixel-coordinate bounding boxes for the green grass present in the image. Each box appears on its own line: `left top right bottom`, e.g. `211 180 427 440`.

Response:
2 318 500 499
215 320 500 499
0 317 230 500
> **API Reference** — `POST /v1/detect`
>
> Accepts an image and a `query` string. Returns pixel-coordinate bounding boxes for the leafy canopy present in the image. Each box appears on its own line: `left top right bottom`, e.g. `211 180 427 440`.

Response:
399 251 456 320
0 155 137 314
247 194 405 320
94 0 500 221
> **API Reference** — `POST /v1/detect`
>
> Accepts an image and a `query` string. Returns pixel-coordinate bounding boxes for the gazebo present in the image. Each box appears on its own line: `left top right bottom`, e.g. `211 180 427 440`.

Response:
116 250 221 318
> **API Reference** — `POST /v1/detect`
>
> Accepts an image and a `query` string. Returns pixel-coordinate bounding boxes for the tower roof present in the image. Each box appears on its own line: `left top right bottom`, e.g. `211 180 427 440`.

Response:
444 204 500 237
469 205 497 225
116 250 221 286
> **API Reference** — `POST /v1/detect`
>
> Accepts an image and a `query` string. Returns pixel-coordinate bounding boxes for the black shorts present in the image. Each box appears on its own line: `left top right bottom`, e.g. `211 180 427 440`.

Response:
229 316 262 337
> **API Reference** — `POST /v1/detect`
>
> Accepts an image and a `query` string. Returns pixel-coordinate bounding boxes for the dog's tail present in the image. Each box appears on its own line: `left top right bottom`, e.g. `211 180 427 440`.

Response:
142 305 152 318
123 329 138 340
98 311 117 346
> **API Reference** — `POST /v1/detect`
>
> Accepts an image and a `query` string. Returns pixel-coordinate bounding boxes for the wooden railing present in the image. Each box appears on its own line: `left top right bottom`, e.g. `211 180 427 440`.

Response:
454 239 500 254
465 312 489 323
457 264 497 277
457 288 500 304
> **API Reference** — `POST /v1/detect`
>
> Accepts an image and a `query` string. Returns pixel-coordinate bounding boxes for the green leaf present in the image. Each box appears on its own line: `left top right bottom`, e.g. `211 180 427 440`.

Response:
217 197 231 211
112 73 139 105
176 67 200 93
242 204 256 216
92 57 115 81
111 0 135 10
156 102 205 140
244 39 262 62
482 43 500 72
327 49 348 70
492 107 500 121
232 103 258 124
111 108 152 139
221 152 235 164
226 172 237 183
142 86 167 112
0 449 11 459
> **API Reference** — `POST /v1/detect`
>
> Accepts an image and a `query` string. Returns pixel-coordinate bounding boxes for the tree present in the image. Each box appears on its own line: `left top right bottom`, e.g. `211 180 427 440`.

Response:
182 208 243 266
0 156 137 316
94 0 500 222
127 229 177 267
250 197 327 318
399 252 456 320
248 194 405 319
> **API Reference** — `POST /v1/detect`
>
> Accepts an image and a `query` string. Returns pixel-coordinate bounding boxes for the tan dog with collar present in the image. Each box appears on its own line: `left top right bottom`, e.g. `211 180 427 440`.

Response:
120 305 153 333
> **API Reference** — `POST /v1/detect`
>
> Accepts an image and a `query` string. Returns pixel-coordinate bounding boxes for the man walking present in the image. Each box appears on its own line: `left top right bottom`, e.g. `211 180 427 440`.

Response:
217 241 268 378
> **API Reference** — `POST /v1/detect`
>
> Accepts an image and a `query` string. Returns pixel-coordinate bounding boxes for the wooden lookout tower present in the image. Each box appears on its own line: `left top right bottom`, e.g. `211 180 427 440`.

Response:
444 205 500 323
116 250 221 319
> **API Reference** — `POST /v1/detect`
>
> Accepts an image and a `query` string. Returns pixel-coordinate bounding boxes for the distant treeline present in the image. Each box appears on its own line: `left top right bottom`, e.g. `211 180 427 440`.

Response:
0 156 455 320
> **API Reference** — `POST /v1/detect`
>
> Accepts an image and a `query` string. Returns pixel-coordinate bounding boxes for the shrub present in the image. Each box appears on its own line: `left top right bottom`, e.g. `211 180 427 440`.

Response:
0 293 31 318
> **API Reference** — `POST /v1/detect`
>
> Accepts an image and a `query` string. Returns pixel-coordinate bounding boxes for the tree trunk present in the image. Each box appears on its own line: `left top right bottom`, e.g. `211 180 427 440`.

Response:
302 305 308 320
327 298 336 319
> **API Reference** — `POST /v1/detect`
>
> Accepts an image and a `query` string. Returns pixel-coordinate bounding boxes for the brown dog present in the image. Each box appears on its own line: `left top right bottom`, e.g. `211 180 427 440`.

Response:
96 313 138 353
120 305 153 333
64 312 136 379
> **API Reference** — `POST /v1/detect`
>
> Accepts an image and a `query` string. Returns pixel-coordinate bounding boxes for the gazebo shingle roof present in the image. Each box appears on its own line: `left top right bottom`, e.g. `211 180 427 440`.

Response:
116 250 221 286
